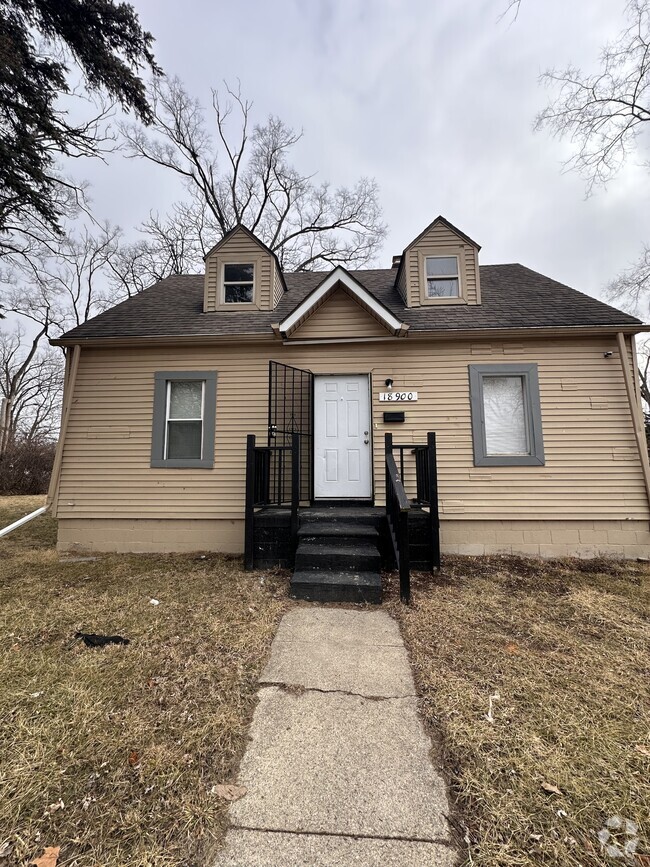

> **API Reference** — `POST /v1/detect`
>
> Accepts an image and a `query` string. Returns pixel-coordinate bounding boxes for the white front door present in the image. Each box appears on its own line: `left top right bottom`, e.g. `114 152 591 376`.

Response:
314 375 372 499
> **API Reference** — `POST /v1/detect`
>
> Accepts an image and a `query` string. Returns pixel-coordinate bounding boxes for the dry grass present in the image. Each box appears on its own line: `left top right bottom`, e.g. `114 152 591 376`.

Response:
0 497 289 866
389 555 650 867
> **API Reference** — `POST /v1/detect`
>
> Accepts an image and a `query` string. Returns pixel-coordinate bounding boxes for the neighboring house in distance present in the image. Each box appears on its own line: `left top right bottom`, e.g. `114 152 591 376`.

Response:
49 216 650 561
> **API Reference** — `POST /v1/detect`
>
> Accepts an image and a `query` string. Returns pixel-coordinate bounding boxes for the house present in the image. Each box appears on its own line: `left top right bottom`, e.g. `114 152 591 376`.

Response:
48 216 650 595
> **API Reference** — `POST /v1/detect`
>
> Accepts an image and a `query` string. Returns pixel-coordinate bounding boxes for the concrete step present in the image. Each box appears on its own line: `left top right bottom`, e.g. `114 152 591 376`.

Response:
294 541 381 572
290 570 382 604
297 522 379 540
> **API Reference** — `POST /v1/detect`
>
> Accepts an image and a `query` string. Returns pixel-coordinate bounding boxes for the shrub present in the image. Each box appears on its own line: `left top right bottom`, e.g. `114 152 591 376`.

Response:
0 441 56 495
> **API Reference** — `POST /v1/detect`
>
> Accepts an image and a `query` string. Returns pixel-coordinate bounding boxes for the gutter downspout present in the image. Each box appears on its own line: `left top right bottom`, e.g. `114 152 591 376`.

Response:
1 344 81 538
616 332 650 514
47 344 81 515
0 506 48 538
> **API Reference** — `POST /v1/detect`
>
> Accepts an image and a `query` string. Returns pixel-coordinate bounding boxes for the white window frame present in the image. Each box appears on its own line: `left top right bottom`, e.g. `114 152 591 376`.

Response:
164 379 205 461
424 254 460 299
222 261 256 305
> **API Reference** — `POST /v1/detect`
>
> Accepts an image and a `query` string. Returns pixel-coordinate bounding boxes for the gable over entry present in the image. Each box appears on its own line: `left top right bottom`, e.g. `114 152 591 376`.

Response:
275 266 408 339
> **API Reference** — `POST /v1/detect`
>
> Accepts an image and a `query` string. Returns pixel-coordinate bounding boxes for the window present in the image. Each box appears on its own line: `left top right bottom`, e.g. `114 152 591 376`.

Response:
223 263 254 303
469 364 545 466
425 256 460 298
151 371 217 468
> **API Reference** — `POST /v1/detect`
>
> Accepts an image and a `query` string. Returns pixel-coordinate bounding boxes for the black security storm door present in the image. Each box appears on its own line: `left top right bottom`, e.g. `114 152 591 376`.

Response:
267 361 313 504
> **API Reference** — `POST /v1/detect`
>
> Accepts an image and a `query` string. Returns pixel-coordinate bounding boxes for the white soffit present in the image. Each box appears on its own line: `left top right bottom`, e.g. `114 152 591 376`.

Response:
279 267 405 335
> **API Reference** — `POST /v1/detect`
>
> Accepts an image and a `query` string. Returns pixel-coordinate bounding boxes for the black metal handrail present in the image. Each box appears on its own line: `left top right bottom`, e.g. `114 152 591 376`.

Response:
245 432 300 570
387 433 440 572
385 434 411 603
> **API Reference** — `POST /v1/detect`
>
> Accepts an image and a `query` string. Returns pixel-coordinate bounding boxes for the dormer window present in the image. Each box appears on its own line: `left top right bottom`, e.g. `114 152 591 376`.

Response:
223 263 255 303
425 256 460 298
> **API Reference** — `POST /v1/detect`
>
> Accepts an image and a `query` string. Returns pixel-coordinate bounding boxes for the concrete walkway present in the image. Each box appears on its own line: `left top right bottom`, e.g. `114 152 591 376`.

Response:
214 608 457 866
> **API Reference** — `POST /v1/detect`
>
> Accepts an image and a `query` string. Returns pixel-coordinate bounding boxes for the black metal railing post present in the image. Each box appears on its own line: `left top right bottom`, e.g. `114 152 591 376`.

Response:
290 432 300 561
244 434 256 570
398 507 411 603
427 431 440 571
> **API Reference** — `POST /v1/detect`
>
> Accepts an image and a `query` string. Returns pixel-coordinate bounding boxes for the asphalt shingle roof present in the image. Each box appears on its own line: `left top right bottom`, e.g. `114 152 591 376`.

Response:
56 264 642 343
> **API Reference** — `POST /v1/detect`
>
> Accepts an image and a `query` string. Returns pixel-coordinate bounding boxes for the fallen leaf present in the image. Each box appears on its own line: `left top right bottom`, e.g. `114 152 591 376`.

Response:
541 783 563 796
128 750 139 767
505 642 519 654
44 799 64 815
634 744 650 758
634 856 650 866
210 783 247 801
30 846 60 867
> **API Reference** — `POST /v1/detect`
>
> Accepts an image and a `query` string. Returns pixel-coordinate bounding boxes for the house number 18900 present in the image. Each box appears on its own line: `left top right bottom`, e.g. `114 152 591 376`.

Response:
379 391 418 402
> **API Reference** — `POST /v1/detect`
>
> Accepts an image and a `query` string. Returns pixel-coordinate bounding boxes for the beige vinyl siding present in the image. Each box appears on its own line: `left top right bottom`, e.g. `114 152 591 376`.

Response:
290 288 391 339
55 336 649 523
404 221 480 307
203 228 274 311
272 261 284 308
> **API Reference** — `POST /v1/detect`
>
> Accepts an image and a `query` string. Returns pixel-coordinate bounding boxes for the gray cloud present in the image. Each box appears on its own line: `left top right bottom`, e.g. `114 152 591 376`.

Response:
82 0 650 304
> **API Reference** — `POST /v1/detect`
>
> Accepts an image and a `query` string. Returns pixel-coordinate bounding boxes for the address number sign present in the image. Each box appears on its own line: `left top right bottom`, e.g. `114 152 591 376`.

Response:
379 391 418 402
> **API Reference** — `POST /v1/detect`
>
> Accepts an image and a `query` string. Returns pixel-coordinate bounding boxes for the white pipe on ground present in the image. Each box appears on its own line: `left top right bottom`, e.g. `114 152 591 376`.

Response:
0 506 48 538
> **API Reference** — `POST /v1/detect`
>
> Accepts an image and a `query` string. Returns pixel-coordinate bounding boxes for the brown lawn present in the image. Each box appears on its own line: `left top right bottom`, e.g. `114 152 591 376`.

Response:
0 496 288 866
388 556 650 866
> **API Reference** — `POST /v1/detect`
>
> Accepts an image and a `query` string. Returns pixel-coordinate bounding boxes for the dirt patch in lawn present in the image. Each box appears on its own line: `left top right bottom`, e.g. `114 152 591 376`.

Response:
388 555 650 867
0 497 290 866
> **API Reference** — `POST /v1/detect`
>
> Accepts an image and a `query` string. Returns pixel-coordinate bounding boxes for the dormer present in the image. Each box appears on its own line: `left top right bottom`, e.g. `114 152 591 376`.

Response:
395 216 481 308
203 225 286 312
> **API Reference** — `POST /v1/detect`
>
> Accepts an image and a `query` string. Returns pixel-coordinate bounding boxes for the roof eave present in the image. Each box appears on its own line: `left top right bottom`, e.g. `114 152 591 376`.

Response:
50 321 648 349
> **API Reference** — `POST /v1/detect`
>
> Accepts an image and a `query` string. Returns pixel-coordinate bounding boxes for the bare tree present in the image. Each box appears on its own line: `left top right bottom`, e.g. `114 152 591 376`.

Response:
607 245 650 317
536 0 650 192
535 1 650 317
0 217 130 449
121 78 387 272
639 337 650 406
0 325 64 453
6 222 122 337
106 205 207 298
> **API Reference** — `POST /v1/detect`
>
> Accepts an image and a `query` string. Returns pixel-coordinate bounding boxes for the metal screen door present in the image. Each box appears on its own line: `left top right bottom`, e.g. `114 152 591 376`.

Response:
268 361 313 503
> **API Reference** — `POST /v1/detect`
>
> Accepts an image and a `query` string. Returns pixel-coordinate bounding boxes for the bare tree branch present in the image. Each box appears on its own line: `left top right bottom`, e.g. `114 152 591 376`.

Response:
606 245 650 316
0 324 64 452
535 0 650 192
120 77 387 271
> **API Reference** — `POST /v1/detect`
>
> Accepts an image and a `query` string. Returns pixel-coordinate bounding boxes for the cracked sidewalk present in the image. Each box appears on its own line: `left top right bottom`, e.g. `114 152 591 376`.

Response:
213 608 457 866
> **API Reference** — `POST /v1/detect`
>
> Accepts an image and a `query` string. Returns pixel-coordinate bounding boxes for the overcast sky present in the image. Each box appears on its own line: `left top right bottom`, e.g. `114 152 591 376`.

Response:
84 0 650 306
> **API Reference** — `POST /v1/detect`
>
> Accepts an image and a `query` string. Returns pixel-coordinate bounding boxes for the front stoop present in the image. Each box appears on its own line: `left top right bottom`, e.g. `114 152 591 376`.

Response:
290 507 384 604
